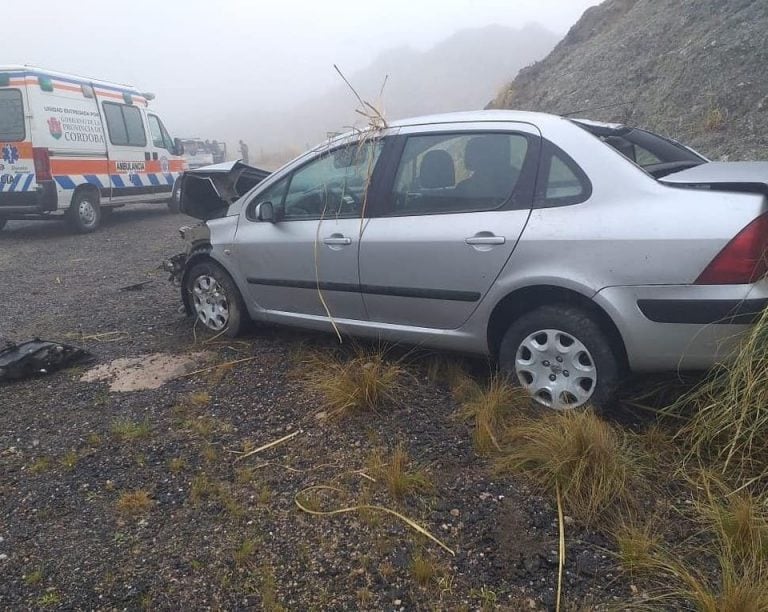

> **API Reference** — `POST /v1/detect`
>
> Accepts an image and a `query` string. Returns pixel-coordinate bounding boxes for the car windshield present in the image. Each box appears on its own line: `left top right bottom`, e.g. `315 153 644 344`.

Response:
573 120 706 178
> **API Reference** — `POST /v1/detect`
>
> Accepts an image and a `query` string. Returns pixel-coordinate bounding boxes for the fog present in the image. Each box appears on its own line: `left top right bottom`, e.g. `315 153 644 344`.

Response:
2 0 599 161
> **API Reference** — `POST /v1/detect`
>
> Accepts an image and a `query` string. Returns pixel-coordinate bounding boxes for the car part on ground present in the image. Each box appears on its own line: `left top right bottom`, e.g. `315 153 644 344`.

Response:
167 110 768 409
0 339 91 382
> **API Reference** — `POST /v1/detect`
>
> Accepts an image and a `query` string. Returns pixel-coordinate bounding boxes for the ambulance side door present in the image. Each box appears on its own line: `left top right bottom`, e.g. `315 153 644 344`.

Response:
99 97 155 202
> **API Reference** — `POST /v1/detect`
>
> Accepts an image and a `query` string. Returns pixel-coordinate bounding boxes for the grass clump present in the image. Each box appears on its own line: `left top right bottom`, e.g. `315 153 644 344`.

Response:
456 375 528 454
368 443 433 499
258 564 285 612
298 347 405 417
496 410 646 525
168 457 186 474
116 490 152 516
621 477 768 611
233 537 258 567
111 418 151 441
24 568 44 587
190 474 242 518
37 591 61 607
410 551 438 586
613 517 662 576
669 309 768 490
60 450 78 470
29 457 52 475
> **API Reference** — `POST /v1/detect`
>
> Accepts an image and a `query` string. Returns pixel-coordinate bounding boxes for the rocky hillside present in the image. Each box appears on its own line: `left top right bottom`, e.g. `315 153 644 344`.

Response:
489 0 768 160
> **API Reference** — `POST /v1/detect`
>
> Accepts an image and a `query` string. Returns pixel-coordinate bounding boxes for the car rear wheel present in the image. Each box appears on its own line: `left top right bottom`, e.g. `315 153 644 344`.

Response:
498 305 620 410
67 191 101 233
184 261 246 337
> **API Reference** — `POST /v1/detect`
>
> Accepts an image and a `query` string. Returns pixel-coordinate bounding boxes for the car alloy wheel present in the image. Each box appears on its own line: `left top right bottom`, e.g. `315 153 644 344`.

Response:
191 274 230 331
514 328 597 410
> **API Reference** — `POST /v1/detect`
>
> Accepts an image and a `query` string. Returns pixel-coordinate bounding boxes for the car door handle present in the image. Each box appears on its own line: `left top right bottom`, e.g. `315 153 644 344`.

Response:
323 235 352 246
465 235 505 245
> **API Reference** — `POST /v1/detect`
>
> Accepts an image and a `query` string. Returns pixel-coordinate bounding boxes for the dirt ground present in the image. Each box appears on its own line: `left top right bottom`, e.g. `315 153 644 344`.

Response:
0 205 643 611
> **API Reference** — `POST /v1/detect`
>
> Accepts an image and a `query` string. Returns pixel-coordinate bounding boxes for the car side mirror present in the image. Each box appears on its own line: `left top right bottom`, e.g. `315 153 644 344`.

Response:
173 137 185 156
256 201 275 222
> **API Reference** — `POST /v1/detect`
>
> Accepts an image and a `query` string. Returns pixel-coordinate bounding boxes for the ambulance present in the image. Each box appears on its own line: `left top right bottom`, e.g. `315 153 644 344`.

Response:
0 65 186 233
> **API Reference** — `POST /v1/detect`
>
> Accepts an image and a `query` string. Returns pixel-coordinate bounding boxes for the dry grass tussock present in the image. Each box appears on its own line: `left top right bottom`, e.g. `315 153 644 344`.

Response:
496 410 648 526
668 309 768 492
116 490 152 516
297 347 406 417
618 476 768 611
456 374 530 454
367 443 433 499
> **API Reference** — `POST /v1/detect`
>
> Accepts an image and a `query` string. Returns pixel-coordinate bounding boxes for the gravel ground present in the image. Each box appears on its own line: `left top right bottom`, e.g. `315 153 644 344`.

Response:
0 205 643 610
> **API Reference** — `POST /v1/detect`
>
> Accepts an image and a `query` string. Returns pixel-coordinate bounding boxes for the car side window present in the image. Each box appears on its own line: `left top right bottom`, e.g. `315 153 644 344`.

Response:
389 132 530 216
277 140 382 221
535 142 591 207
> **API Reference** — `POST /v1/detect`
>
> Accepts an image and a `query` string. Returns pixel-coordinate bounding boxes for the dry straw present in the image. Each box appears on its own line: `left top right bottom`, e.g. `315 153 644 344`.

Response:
669 308 768 492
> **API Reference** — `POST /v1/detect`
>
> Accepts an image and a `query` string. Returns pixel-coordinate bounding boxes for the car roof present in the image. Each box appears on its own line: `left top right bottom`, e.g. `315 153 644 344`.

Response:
387 109 566 129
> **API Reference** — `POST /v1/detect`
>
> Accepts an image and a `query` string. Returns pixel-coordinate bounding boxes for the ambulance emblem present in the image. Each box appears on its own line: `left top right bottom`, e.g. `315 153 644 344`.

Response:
47 117 63 140
2 144 19 164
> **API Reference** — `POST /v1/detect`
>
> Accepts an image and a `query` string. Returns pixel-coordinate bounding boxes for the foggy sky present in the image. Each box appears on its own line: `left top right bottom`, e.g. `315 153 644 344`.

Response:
2 0 599 151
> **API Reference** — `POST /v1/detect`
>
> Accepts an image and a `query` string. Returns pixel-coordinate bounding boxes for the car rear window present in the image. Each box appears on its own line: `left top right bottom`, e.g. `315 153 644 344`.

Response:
0 89 25 142
535 141 591 207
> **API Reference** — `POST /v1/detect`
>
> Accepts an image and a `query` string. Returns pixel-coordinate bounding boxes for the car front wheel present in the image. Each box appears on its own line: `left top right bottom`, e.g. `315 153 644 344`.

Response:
498 305 621 410
184 261 246 337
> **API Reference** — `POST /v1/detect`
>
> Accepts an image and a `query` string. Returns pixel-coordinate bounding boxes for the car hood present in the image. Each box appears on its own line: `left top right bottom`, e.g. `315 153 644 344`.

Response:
179 160 271 220
660 161 768 195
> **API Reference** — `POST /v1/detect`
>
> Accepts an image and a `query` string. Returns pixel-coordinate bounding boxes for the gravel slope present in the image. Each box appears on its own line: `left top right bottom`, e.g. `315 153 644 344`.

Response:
0 206 637 610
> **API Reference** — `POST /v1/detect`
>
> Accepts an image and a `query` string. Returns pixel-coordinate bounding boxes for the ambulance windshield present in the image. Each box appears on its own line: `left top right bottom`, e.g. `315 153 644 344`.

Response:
0 89 25 142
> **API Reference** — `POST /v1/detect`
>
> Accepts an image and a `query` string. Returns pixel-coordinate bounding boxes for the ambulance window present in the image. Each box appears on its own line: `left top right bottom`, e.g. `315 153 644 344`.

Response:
123 106 147 147
148 114 174 151
0 89 25 142
103 102 147 147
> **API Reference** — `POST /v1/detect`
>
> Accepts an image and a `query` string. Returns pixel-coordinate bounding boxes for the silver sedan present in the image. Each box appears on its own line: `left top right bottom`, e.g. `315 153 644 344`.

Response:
171 111 768 409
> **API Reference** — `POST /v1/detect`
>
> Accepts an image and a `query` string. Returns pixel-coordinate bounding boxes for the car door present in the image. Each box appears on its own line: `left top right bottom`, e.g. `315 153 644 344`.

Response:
358 124 540 329
232 139 383 325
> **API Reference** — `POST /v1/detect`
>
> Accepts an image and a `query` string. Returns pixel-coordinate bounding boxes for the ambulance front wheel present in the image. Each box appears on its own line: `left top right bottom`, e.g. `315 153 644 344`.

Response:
67 190 101 234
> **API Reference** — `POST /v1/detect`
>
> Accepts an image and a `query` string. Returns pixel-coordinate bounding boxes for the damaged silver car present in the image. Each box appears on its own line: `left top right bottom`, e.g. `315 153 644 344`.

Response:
167 110 768 409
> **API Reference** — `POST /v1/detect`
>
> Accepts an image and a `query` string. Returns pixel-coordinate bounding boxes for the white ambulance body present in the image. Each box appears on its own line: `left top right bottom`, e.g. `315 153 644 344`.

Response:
0 65 186 233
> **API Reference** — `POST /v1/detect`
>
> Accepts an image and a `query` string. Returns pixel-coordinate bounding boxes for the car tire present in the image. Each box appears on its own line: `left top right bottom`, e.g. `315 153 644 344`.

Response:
498 305 621 410
167 180 181 213
184 260 246 337
67 190 101 233
0 218 6 231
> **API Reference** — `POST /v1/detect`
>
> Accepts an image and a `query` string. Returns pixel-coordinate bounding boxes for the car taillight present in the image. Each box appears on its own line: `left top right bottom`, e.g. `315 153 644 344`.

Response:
696 214 768 285
32 147 52 181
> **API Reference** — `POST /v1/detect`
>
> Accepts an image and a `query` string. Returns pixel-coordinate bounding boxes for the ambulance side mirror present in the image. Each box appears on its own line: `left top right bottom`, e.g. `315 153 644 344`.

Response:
173 138 185 156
